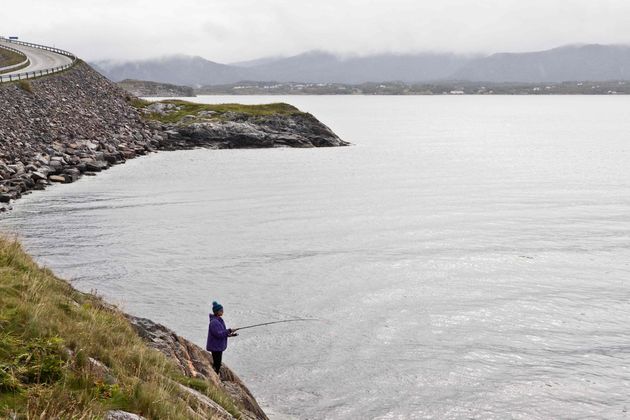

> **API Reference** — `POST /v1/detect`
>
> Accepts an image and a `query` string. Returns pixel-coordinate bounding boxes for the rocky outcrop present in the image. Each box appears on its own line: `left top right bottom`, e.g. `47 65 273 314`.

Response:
176 384 234 420
158 111 349 150
105 410 146 420
117 79 195 97
127 315 268 420
0 63 347 211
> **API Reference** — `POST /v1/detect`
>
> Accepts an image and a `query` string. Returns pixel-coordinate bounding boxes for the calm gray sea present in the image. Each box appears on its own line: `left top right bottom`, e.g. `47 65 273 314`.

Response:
2 96 630 419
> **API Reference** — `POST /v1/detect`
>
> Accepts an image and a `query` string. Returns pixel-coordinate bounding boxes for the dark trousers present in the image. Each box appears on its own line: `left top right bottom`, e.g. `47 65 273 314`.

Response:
211 351 223 374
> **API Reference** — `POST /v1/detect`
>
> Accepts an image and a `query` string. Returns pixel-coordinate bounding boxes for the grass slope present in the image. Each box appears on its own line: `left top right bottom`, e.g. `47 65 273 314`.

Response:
0 238 240 419
0 47 27 74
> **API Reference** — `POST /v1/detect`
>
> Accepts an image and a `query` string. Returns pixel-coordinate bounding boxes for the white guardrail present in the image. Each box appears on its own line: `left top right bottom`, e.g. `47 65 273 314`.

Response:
0 38 77 83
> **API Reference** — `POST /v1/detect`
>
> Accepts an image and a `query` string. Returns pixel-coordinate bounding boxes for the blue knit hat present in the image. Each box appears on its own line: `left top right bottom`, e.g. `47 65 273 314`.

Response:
212 301 223 314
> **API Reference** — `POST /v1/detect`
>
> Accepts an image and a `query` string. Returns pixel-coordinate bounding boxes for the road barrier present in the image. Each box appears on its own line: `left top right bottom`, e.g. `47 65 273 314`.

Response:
0 38 78 83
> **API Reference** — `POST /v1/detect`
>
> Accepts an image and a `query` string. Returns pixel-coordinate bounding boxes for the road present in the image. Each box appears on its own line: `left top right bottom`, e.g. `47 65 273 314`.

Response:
0 39 73 77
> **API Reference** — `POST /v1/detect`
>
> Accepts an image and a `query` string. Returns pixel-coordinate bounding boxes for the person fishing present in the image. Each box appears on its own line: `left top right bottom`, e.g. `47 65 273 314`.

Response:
206 300 238 374
206 303 317 374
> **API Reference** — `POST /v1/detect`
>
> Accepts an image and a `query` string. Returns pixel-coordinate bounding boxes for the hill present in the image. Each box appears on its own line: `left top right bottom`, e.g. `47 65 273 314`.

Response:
452 44 630 83
94 55 254 86
94 44 630 86
117 79 195 97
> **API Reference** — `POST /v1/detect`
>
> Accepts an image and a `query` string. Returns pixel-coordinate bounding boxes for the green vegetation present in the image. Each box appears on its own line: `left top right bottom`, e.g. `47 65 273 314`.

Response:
130 98 304 124
0 238 241 419
0 61 30 76
17 80 33 93
128 97 151 109
0 47 27 73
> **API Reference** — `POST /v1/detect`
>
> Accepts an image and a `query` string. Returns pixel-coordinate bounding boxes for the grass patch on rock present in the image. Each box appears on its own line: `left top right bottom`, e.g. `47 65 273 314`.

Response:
131 98 304 124
0 237 242 419
128 97 151 109
0 47 26 70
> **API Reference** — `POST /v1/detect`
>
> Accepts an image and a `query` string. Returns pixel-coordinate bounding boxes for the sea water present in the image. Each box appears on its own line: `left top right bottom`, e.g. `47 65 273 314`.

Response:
2 96 629 419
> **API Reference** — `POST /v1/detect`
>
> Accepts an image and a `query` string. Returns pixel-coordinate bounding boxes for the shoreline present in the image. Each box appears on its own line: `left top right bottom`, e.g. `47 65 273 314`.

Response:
114 78 630 97
0 237 268 419
0 63 348 211
0 62 347 418
0 62 348 418
1 173 288 420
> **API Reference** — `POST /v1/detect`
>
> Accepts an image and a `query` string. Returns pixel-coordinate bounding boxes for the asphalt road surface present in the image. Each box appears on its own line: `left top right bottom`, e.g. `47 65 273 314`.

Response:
0 39 73 77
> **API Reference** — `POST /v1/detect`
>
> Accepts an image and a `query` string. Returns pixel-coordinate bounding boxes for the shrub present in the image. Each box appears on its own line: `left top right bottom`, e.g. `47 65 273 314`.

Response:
17 80 33 93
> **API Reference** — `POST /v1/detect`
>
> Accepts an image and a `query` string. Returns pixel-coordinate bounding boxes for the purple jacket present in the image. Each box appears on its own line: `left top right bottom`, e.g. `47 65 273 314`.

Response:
206 314 230 352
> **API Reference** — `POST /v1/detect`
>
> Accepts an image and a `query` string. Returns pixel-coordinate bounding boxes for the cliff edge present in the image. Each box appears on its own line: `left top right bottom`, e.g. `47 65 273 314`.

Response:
127 316 267 420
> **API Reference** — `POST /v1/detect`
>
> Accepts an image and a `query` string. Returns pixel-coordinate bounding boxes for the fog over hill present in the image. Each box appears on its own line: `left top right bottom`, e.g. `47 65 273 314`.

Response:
235 51 472 84
93 44 630 86
93 55 255 86
454 44 630 83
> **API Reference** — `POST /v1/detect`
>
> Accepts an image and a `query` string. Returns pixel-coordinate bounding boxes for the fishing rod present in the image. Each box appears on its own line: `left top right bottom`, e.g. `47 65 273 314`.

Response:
232 318 319 332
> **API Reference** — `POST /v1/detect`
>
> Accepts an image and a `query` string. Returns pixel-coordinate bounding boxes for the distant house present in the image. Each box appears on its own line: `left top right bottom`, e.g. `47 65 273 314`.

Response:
449 90 465 95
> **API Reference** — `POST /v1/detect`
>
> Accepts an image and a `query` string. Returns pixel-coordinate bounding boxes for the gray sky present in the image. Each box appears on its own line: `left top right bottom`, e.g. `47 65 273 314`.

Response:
4 0 630 62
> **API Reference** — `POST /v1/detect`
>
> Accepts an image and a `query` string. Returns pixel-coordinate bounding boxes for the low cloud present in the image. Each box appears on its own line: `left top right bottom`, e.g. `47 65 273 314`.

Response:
3 0 630 62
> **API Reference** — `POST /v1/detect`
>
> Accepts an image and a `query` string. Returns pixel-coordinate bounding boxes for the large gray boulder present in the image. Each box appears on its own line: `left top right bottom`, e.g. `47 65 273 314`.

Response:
160 112 349 150
104 410 146 420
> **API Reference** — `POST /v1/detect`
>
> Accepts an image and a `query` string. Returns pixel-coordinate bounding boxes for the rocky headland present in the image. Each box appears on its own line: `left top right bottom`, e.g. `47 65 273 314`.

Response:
142 100 349 150
117 79 195 97
0 62 348 210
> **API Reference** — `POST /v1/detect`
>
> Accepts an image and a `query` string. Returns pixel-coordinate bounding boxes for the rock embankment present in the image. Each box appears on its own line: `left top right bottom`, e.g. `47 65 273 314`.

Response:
0 63 162 206
0 63 347 210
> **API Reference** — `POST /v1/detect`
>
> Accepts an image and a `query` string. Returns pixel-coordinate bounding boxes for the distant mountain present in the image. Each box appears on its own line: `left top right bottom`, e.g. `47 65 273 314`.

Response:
453 44 630 83
93 44 630 86
229 56 285 68
243 51 472 84
94 55 254 86
94 51 472 85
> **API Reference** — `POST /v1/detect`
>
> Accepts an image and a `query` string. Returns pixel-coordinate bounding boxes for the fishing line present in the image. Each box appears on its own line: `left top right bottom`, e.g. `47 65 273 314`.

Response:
233 318 319 331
